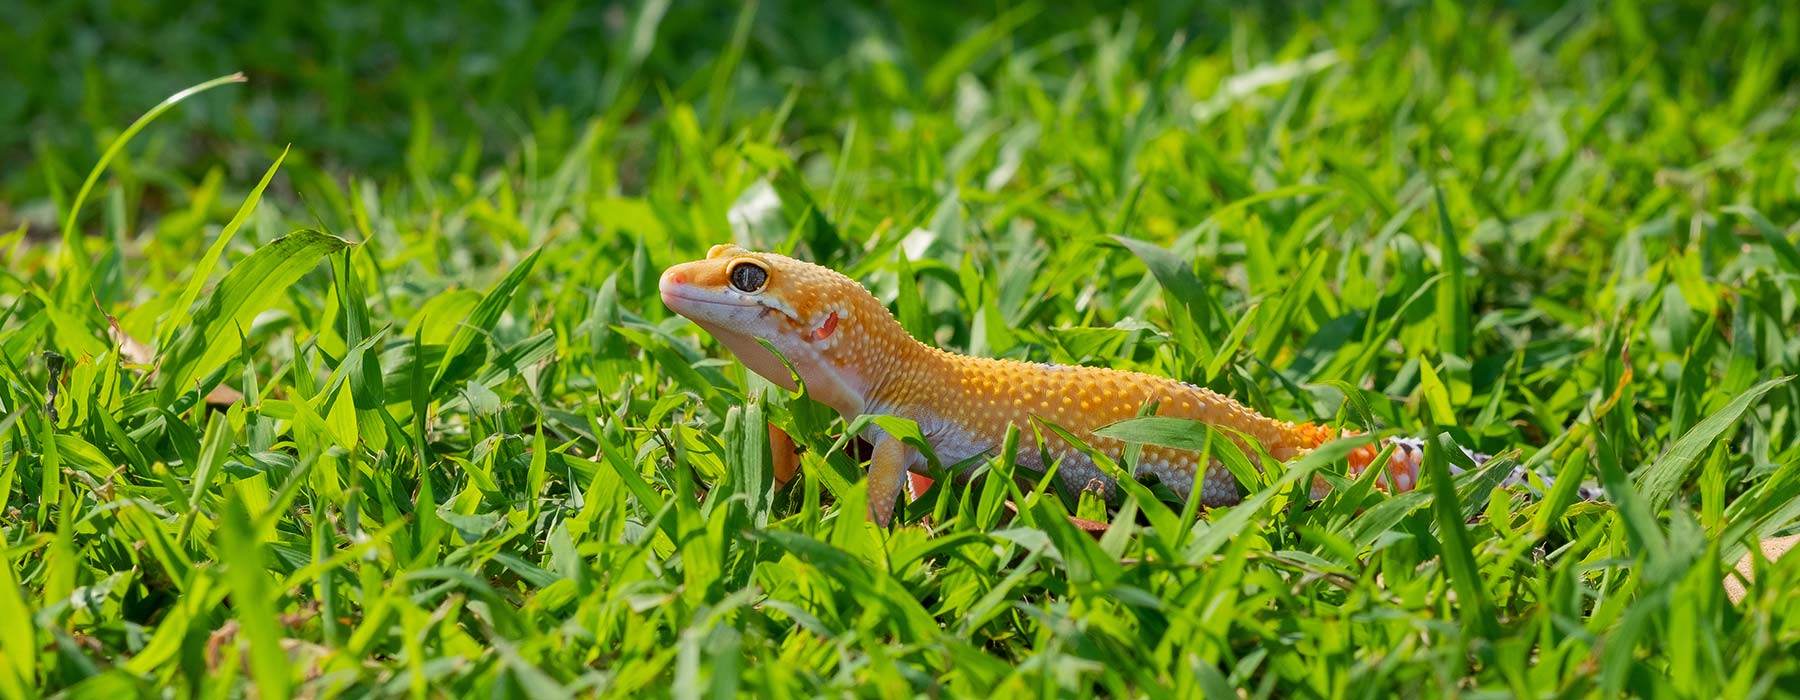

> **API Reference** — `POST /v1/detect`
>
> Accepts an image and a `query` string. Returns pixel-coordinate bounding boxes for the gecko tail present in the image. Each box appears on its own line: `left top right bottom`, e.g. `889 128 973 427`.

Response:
1335 436 1604 501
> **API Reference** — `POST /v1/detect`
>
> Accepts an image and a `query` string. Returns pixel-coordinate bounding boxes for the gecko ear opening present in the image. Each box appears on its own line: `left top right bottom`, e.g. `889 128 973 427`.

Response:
812 311 839 340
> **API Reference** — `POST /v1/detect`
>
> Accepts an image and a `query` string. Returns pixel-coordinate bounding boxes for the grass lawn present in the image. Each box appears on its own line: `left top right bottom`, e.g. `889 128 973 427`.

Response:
5 0 1800 696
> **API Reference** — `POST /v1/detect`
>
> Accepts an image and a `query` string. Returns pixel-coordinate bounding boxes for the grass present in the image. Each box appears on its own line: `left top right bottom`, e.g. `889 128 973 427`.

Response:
5 0 1800 696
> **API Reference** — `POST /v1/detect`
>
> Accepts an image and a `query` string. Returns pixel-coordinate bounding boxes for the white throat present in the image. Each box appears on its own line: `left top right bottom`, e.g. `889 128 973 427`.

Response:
693 319 866 416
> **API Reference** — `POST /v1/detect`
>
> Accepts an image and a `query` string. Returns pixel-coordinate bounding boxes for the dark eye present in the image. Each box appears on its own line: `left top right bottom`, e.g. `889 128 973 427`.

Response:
729 262 768 293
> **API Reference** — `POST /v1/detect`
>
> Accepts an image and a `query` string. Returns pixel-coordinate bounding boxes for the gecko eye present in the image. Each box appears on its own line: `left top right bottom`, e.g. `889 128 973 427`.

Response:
728 261 768 293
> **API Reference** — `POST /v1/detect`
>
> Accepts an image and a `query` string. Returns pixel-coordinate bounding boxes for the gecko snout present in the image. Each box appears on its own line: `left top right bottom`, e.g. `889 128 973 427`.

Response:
657 267 690 310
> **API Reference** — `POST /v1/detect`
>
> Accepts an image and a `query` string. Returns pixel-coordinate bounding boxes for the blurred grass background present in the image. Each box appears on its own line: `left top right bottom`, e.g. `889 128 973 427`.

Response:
4 0 1800 697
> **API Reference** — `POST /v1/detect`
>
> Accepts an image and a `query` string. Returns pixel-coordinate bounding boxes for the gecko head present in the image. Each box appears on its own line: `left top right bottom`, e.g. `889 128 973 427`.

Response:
659 244 885 414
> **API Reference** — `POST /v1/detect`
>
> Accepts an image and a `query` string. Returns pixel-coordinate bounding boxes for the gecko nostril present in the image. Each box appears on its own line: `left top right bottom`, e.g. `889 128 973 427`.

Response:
666 271 685 285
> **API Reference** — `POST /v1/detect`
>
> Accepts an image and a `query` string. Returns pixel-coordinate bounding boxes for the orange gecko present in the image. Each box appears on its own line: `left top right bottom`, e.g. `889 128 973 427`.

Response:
660 244 1557 526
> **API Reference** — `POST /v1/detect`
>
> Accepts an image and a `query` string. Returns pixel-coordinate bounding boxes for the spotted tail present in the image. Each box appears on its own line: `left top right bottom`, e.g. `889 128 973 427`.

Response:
1333 436 1603 501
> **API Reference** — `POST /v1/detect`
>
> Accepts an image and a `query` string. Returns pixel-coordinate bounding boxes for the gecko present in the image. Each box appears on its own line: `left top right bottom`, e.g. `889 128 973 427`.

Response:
659 244 1571 526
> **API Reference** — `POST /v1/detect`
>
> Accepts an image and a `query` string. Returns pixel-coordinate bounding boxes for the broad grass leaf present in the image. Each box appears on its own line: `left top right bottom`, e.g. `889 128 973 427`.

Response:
1718 461 1800 564
1092 416 1263 495
1113 235 1216 352
25 290 109 359
158 229 350 405
1637 376 1791 511
51 433 113 476
396 568 524 636
1530 437 1591 536
740 143 841 260
119 601 193 676
957 544 1045 636
117 503 194 589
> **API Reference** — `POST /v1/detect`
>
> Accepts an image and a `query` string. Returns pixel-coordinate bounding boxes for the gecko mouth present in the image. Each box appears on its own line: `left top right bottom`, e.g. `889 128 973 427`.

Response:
660 289 759 310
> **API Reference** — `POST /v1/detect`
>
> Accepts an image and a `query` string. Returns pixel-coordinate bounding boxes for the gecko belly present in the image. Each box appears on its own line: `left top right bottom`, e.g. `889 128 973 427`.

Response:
905 414 1245 507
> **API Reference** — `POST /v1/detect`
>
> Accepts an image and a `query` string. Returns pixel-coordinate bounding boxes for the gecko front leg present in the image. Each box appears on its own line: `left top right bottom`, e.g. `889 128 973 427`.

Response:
867 435 915 527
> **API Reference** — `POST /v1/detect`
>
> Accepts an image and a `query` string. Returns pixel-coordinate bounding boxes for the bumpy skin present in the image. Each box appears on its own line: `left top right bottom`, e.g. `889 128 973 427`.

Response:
661 245 1443 524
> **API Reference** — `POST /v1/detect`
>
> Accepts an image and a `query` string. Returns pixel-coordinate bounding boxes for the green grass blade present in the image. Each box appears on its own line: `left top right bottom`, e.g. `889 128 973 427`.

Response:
156 145 290 352
1432 184 1471 358
0 546 37 697
58 73 247 287
432 247 542 390
218 495 291 700
1423 434 1498 639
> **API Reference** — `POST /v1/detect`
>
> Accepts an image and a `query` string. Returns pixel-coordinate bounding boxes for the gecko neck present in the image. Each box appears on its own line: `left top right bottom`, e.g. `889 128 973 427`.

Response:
859 328 954 412
814 309 951 417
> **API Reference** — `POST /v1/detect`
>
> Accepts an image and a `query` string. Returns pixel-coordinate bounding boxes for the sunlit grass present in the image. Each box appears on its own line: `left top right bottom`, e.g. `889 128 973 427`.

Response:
4 1 1800 697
